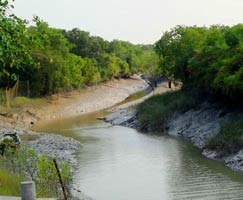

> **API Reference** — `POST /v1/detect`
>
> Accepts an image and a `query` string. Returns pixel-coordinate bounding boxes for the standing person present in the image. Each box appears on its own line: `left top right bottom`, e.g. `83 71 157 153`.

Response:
168 80 172 88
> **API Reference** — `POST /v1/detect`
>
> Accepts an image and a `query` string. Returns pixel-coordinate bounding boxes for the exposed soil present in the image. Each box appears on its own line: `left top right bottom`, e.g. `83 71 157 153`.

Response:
0 75 150 167
0 76 148 129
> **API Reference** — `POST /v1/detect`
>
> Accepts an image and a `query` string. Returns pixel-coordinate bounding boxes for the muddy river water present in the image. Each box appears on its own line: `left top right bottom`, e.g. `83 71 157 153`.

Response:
32 111 243 200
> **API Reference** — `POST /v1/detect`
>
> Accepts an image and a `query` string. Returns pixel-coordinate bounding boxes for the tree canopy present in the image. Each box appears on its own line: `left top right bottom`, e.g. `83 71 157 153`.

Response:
0 0 159 97
0 0 36 87
155 24 243 99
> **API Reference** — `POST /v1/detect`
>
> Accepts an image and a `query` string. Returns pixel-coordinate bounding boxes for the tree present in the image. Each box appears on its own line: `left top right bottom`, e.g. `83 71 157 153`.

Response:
0 0 36 87
155 26 206 82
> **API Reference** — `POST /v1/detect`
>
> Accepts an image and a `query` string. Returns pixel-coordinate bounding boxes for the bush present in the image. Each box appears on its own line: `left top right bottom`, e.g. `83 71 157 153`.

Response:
0 144 73 198
207 117 243 153
137 90 198 132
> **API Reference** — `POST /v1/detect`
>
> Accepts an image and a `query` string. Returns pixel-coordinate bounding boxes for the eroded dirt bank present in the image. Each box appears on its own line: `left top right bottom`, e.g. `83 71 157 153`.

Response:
0 76 149 159
0 76 148 128
0 76 149 199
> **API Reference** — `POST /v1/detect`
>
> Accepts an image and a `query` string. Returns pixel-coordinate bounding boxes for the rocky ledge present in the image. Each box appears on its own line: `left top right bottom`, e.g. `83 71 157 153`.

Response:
167 102 243 172
104 108 138 128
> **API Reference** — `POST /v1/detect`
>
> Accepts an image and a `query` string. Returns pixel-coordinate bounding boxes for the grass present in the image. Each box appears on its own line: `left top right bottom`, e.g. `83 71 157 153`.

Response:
114 90 146 107
0 169 21 196
0 96 47 116
0 97 48 117
11 96 47 108
137 90 198 132
125 91 146 102
207 117 243 153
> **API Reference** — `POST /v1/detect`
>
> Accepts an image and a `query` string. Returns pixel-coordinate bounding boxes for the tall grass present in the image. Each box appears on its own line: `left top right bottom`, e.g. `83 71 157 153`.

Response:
11 97 47 108
137 90 198 132
0 169 21 196
208 117 243 153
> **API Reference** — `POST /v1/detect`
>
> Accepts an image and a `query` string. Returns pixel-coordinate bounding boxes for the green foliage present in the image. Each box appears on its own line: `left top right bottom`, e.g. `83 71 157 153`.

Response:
37 156 72 197
155 25 206 81
28 20 76 95
137 90 198 132
155 24 243 99
0 0 37 87
11 96 47 108
108 40 146 74
65 30 159 81
0 1 159 97
82 58 101 85
0 144 73 198
0 168 21 195
208 118 243 153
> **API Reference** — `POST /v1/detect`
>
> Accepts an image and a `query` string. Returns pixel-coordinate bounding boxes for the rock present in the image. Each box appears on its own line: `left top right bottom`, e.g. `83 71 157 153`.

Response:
28 133 82 170
103 97 243 174
104 109 137 128
167 102 243 172
168 103 231 149
202 149 222 159
225 150 243 172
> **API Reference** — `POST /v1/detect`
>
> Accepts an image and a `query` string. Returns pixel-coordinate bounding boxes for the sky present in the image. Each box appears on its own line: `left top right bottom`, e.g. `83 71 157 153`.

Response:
13 0 243 44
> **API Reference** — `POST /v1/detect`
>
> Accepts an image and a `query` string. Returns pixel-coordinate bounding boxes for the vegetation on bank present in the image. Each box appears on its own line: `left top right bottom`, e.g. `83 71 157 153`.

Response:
137 88 243 153
207 117 243 153
0 0 159 101
0 145 72 198
137 90 198 132
151 23 243 152
155 24 243 100
0 169 21 195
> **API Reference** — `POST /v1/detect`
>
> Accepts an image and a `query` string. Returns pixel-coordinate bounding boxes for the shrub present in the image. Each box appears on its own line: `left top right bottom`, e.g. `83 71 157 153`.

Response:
0 144 73 198
207 117 243 153
137 90 198 132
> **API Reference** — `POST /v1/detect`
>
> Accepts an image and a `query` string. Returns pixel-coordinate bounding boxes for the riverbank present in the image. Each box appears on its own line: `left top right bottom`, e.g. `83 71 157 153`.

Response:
167 101 243 172
0 75 148 199
104 81 177 127
0 75 148 128
0 75 149 155
0 76 149 161
104 89 243 173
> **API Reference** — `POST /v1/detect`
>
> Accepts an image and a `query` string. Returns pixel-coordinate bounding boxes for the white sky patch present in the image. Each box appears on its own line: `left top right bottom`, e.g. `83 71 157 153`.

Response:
13 0 243 44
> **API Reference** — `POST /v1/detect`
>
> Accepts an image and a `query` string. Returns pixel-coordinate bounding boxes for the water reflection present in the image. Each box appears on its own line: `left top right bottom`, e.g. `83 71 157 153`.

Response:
32 114 243 200
71 125 243 200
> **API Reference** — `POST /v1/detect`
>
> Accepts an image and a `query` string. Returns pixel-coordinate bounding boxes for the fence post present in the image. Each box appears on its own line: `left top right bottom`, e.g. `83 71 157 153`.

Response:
21 181 36 200
53 158 68 200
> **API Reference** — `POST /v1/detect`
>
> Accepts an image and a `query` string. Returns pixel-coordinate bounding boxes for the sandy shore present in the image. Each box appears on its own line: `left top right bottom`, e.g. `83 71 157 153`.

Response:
0 75 149 167
0 76 171 200
0 76 148 128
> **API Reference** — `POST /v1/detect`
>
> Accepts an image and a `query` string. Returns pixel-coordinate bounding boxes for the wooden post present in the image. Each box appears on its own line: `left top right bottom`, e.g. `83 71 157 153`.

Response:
21 181 36 200
27 80 30 97
53 158 68 200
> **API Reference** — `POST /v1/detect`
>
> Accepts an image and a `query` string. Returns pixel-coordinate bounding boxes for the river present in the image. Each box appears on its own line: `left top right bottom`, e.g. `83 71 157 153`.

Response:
32 111 243 200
